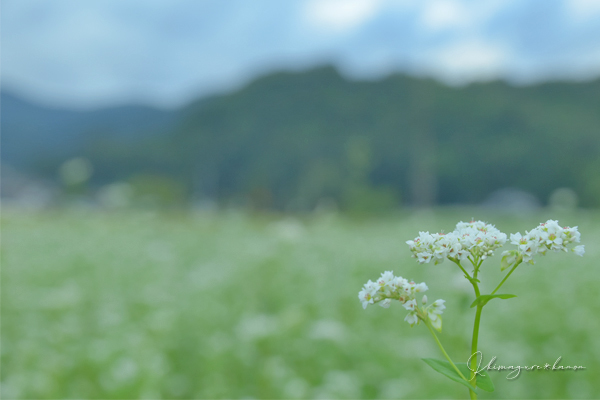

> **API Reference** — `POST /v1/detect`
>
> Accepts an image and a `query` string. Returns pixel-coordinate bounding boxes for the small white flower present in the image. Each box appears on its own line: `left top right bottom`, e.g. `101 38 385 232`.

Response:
510 232 527 247
573 245 585 256
379 298 392 308
429 313 442 331
358 290 374 309
378 271 395 287
543 220 562 234
404 311 418 326
545 232 563 248
447 243 461 258
430 299 446 314
564 226 581 243
422 295 428 305
363 280 378 295
418 231 435 246
433 253 446 265
391 276 408 289
403 299 417 311
414 282 428 293
455 248 470 260
417 252 432 264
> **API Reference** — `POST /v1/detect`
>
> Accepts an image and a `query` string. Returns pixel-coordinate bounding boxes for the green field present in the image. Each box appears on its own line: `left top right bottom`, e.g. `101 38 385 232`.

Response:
2 208 599 399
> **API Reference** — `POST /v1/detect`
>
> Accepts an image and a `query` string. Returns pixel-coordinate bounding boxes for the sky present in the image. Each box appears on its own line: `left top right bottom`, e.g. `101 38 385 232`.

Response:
3 0 600 109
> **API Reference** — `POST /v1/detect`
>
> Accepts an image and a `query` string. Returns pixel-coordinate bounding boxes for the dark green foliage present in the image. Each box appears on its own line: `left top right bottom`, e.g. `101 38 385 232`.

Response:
5 66 600 209
144 67 600 209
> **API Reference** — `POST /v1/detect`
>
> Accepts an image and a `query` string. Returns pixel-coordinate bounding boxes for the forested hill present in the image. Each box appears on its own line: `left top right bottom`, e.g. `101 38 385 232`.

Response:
1 91 179 169
4 66 600 209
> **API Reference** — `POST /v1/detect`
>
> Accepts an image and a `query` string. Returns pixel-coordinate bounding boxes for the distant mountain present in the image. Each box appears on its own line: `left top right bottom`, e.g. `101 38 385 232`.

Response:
1 91 180 172
3 66 600 209
167 67 600 208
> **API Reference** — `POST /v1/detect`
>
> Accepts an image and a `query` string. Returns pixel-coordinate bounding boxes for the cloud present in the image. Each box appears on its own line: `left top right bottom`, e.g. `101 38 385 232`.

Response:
420 40 512 84
2 0 600 108
303 0 384 33
420 0 468 32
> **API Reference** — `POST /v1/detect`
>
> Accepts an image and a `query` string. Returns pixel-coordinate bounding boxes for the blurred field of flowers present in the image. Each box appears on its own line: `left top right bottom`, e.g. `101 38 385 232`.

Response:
2 208 599 399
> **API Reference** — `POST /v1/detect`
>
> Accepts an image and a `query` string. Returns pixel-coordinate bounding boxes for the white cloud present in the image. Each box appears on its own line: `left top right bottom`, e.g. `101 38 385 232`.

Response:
420 40 511 84
418 0 511 33
303 0 384 33
420 0 468 31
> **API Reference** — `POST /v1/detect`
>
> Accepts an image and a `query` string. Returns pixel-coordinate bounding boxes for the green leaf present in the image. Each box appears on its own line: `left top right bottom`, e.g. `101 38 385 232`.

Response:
470 294 517 308
456 363 495 392
421 358 476 393
501 251 518 271
421 359 495 393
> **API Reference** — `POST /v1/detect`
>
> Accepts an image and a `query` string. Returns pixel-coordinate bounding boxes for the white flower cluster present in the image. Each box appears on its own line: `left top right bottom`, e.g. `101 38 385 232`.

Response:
506 219 585 263
406 220 508 265
358 271 446 330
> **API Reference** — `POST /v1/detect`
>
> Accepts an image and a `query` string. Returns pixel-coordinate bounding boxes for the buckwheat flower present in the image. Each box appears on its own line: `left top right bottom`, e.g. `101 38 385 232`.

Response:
563 226 581 244
508 220 584 264
510 233 528 249
432 236 452 263
404 311 418 327
432 252 446 265
541 220 562 234
573 245 585 256
378 271 395 287
403 299 417 311
436 236 451 251
391 276 408 290
358 280 379 309
407 232 439 263
408 220 507 266
455 247 470 261
358 272 446 330
543 230 564 249
409 231 433 251
379 298 392 308
521 245 537 263
447 243 461 259
430 299 446 314
428 312 442 331
417 252 433 264
424 299 446 331
358 289 374 309
526 229 547 256
363 280 379 295
422 295 428 305
413 282 428 293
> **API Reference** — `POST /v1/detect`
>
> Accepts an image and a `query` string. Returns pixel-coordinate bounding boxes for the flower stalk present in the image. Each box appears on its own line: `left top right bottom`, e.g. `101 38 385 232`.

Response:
359 219 584 399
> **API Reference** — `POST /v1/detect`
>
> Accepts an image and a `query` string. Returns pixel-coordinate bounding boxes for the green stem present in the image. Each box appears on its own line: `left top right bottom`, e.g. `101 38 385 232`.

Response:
476 258 484 271
451 259 475 284
470 272 481 298
467 255 476 267
424 320 472 387
490 260 522 295
467 257 482 400
469 305 483 400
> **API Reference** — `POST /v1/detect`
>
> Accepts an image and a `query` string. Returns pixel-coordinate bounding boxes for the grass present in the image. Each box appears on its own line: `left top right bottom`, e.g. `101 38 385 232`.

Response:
2 207 599 399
